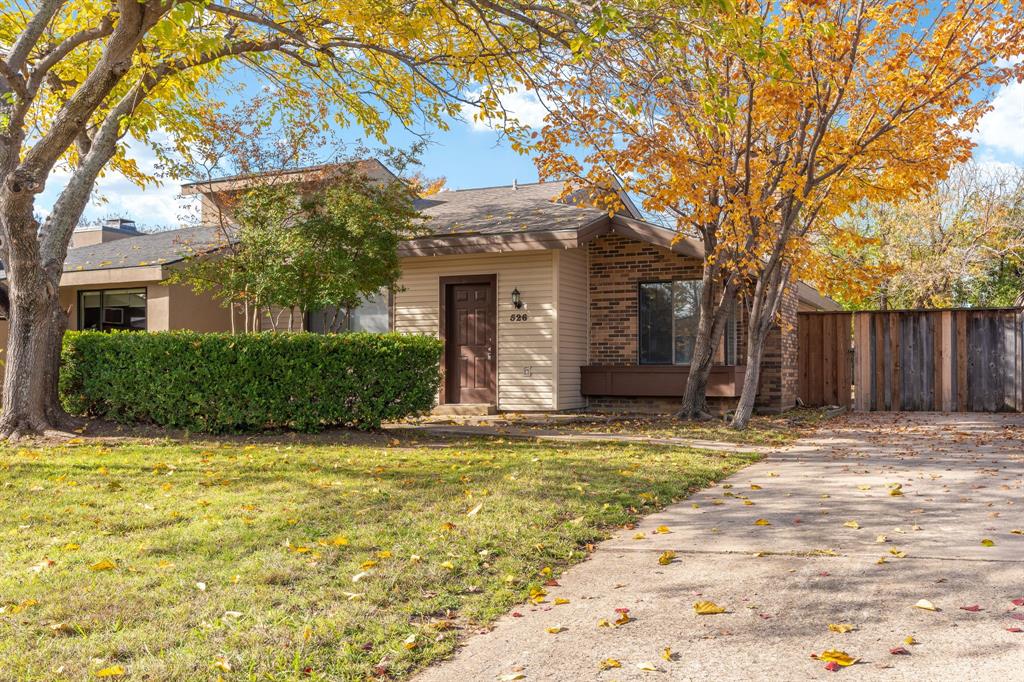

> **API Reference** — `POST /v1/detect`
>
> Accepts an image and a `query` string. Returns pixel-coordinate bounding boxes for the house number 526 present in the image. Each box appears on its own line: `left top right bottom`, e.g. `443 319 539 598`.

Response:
510 313 529 322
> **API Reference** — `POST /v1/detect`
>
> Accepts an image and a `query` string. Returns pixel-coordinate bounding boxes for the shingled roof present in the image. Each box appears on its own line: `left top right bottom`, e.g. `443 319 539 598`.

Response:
44 180 608 275
413 181 608 237
61 224 226 273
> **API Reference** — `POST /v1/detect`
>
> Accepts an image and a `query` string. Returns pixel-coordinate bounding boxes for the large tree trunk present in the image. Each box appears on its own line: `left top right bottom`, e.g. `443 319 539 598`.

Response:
678 272 738 420
0 245 72 438
732 263 791 429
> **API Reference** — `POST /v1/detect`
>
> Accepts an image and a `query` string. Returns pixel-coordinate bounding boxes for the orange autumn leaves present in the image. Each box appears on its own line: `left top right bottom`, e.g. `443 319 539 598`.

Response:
531 0 1024 312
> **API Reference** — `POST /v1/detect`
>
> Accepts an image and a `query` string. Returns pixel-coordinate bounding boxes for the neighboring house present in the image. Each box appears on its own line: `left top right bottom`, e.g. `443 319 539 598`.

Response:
0 160 839 414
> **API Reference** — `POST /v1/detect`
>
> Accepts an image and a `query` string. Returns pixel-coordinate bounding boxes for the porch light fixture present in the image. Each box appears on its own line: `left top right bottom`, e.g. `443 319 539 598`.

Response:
511 288 523 309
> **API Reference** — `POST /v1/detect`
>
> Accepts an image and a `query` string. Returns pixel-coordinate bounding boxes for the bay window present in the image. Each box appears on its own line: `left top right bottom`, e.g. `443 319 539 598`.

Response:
638 280 737 365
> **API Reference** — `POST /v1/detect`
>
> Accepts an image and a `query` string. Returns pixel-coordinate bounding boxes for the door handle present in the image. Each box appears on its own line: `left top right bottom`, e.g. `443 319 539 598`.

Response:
486 345 494 361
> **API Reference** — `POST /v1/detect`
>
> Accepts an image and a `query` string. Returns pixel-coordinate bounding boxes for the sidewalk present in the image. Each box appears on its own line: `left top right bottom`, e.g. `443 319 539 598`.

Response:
414 412 1024 681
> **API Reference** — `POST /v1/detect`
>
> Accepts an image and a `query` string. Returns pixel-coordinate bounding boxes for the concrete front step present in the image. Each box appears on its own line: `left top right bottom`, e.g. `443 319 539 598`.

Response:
431 403 497 416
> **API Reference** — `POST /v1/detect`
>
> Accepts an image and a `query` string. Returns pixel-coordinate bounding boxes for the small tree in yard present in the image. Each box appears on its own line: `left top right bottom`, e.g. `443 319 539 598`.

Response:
532 0 1024 427
0 0 578 438
169 163 424 332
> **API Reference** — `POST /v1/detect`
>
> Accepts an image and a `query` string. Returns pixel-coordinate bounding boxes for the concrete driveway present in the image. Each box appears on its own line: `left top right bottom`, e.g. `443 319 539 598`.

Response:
416 413 1024 681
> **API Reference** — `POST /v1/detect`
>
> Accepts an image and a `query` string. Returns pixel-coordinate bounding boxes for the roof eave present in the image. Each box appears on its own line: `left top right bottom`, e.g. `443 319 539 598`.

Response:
398 215 611 257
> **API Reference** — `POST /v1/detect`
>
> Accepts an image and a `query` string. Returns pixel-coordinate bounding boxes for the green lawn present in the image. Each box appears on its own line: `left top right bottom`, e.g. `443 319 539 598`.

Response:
0 436 759 681
546 408 833 445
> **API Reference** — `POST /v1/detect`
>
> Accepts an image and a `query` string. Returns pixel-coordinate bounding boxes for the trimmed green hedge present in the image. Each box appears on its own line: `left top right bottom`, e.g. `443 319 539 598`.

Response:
60 331 442 432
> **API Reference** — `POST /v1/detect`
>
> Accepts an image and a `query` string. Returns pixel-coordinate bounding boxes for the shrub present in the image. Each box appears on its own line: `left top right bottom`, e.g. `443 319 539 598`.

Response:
60 331 442 432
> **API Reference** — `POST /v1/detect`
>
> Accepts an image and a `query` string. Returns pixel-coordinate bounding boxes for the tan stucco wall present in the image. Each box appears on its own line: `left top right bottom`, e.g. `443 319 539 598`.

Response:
167 283 237 332
59 281 171 332
394 250 564 411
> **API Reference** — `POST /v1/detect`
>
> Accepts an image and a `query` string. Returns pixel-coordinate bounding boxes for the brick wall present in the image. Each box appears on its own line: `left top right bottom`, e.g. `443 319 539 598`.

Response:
586 232 797 413
752 283 799 412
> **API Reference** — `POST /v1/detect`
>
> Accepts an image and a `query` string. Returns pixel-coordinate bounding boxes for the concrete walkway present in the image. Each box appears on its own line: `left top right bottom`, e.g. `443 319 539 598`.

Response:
416 413 1024 681
387 423 776 454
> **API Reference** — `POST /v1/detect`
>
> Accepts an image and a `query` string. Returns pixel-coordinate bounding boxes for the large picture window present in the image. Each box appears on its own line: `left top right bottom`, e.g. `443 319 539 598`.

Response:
638 280 737 365
307 291 391 333
78 288 147 331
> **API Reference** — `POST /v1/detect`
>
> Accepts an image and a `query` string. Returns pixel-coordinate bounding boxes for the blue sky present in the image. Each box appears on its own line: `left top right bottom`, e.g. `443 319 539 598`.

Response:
38 70 1024 230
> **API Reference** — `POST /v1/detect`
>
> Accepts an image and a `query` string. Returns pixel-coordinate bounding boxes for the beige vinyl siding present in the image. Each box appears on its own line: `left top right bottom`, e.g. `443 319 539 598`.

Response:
554 248 589 409
394 251 556 411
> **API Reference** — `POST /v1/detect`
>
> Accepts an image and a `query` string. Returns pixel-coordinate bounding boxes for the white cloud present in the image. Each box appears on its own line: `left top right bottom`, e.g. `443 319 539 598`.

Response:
973 78 1024 159
461 86 550 132
36 133 198 230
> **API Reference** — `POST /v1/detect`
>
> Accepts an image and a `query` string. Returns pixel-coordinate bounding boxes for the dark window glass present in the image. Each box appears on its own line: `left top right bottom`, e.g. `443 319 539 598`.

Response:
639 280 738 366
672 280 702 364
724 309 737 366
639 282 673 364
79 289 146 331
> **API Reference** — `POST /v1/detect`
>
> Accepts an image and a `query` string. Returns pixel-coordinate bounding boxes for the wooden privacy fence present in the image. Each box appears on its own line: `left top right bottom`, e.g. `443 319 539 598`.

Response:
854 308 1024 412
798 311 853 408
798 308 1024 412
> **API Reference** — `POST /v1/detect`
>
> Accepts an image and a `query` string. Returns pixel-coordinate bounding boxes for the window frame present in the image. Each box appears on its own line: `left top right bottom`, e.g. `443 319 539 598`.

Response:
77 288 148 332
636 279 738 366
637 280 674 365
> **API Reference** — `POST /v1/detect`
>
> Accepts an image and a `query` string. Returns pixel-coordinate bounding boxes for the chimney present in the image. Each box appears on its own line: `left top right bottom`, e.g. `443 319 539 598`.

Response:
512 179 518 190
70 217 140 249
102 217 137 232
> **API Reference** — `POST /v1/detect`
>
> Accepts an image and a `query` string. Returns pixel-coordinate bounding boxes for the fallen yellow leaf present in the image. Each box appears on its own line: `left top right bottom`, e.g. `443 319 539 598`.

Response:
598 659 621 670
754 518 770 526
818 650 858 667
636 661 658 671
655 525 671 534
914 599 938 611
94 666 125 678
658 550 676 565
693 601 725 615
981 538 995 547
904 635 918 645
829 623 856 633
546 625 566 634
553 597 569 605
89 559 116 572
661 647 673 661
843 520 861 530
750 484 762 490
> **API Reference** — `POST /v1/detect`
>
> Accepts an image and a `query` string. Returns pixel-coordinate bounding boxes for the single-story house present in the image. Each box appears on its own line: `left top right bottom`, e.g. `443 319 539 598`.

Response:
0 160 840 414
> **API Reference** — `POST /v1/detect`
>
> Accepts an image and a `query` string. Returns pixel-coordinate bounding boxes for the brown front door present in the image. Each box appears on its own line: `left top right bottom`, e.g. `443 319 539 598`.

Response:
444 279 496 404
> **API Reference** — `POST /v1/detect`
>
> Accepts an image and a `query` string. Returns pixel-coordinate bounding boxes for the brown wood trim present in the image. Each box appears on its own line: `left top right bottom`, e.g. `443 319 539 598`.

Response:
580 365 746 398
438 274 497 405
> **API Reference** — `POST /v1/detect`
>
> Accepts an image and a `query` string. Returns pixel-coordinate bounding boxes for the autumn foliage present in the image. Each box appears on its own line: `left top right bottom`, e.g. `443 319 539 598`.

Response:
530 0 1024 426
